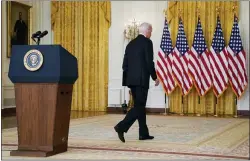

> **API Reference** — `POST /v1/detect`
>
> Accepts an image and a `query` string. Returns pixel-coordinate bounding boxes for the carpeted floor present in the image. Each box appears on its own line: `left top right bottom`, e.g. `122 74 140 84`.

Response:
2 114 249 160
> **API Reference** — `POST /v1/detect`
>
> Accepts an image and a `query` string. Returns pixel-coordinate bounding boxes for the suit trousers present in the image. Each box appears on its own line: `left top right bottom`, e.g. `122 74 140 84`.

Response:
115 86 149 136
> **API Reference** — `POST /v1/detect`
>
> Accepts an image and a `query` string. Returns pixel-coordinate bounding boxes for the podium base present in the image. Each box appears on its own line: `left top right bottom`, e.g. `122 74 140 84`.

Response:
10 148 67 157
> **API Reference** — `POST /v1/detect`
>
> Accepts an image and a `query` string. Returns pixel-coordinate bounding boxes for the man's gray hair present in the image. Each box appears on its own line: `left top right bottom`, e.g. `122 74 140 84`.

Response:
139 22 152 34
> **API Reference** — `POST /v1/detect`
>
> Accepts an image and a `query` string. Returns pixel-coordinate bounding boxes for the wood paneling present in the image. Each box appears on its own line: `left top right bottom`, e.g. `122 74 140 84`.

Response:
10 83 73 157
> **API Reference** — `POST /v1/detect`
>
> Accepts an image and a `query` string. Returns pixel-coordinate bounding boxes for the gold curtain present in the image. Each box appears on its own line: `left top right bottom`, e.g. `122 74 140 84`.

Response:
166 1 239 116
51 1 111 111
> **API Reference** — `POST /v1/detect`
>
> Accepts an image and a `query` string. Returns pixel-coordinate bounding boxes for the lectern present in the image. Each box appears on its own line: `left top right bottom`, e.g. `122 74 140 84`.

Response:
8 45 78 157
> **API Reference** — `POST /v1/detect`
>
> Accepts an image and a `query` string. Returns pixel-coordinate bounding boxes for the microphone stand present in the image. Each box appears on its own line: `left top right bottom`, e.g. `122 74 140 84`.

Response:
31 37 41 45
37 37 41 45
121 33 128 114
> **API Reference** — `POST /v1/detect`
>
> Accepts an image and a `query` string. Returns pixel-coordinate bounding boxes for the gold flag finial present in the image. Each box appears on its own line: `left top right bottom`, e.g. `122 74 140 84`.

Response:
196 2 201 18
232 2 237 16
216 6 220 17
163 8 167 17
178 9 182 19
232 3 238 22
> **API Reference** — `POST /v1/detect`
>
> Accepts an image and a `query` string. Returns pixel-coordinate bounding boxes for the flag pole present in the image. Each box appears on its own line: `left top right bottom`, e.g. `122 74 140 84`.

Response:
232 4 238 119
196 6 201 117
197 96 201 117
180 95 184 116
213 6 220 118
234 96 238 118
161 93 168 115
161 8 169 116
178 9 184 116
214 96 218 117
168 94 170 114
164 94 167 115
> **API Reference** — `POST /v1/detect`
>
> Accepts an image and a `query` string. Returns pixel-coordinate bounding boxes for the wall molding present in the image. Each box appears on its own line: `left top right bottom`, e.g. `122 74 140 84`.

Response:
145 104 166 108
108 106 166 114
2 107 16 117
2 85 14 89
107 107 250 117
3 107 249 118
109 78 122 80
2 86 15 100
108 88 123 105
3 98 15 107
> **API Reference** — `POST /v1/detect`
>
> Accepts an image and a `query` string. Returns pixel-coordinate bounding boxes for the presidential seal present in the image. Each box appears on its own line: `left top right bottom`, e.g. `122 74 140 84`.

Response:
23 49 43 71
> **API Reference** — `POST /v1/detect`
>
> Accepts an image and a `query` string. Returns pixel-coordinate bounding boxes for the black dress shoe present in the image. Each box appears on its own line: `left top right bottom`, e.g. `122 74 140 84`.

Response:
139 135 154 140
114 126 125 143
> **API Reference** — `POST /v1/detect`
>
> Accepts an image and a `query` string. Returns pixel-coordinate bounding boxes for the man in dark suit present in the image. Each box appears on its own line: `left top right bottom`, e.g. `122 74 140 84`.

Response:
114 22 160 143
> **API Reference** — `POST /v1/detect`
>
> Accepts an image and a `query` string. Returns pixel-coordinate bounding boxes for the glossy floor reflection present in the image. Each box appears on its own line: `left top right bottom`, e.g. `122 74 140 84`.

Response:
2 111 107 129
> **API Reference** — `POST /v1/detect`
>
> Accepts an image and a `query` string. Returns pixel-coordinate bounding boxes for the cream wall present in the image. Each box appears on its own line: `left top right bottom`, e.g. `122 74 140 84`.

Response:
108 1 250 111
1 1 52 108
108 1 167 108
237 1 249 110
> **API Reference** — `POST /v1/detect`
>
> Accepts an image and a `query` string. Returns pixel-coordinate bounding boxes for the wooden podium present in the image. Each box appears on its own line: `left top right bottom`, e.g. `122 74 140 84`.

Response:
8 45 78 157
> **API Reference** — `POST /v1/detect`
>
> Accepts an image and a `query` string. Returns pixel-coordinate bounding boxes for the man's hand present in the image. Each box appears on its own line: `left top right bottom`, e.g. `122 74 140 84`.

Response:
155 79 160 86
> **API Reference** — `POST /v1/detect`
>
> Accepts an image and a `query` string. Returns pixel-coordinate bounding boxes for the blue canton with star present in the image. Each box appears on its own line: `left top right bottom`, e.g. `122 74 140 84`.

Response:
193 18 207 55
176 18 189 56
160 18 173 55
228 16 243 55
211 17 225 53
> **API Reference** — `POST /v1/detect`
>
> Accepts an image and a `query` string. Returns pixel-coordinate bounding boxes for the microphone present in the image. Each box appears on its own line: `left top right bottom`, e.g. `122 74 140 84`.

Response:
31 31 41 42
37 30 48 38
32 31 41 38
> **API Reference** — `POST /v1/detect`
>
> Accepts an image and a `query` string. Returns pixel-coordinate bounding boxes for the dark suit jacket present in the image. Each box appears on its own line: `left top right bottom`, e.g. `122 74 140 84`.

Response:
14 20 27 37
122 34 157 89
14 20 27 45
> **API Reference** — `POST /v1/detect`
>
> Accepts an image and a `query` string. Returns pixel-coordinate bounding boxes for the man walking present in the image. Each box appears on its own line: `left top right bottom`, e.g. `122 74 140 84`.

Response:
114 22 160 143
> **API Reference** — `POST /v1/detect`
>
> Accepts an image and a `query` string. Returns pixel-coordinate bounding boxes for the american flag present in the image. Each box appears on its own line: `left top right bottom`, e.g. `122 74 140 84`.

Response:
209 17 228 97
172 18 192 95
156 18 176 95
227 15 248 98
188 18 212 96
